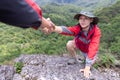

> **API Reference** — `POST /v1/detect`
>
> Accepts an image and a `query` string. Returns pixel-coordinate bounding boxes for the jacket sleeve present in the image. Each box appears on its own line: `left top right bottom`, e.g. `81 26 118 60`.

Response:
88 27 101 60
0 0 42 29
60 25 80 36
85 27 101 67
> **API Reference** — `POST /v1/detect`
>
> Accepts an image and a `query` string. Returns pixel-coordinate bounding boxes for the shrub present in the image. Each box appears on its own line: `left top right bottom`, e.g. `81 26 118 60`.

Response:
14 62 24 74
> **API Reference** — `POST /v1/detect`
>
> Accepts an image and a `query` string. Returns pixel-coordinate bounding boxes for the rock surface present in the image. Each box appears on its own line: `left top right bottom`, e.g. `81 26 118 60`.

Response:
0 65 15 80
0 54 120 80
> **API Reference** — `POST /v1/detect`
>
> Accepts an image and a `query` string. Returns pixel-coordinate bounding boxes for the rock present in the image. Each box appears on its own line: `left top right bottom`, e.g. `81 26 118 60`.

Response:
0 65 15 80
13 74 24 80
0 54 120 80
14 54 106 80
101 69 120 80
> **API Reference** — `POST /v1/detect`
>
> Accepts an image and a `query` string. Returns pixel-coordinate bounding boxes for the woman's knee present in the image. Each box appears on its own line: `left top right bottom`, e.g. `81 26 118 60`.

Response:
66 40 75 49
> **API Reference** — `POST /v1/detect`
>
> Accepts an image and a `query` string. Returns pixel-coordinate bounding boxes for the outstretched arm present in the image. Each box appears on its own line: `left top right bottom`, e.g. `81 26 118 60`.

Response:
41 18 80 36
0 0 54 30
0 0 41 29
53 26 63 33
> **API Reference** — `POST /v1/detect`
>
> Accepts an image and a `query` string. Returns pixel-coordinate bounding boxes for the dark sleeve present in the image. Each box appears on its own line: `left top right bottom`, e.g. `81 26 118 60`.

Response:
0 0 42 29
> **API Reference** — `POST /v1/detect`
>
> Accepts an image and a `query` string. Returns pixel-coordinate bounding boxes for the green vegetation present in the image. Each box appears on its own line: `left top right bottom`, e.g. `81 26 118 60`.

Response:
93 1 120 68
36 0 117 10
42 4 81 26
0 0 120 68
97 1 120 58
14 62 24 73
0 23 71 64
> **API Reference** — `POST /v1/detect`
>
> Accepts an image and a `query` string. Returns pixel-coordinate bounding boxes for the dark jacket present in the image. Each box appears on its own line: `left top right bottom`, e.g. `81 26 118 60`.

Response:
0 0 42 29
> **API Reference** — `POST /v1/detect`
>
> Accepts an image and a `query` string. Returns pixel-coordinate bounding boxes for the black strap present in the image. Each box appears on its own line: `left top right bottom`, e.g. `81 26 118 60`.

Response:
77 29 94 39
77 31 83 38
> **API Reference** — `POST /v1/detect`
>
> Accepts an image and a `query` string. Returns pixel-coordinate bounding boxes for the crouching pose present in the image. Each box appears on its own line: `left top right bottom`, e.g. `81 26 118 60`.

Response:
43 10 101 78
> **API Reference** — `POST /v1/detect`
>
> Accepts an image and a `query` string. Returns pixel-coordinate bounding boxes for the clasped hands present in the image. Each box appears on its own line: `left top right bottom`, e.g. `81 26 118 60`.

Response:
40 17 55 34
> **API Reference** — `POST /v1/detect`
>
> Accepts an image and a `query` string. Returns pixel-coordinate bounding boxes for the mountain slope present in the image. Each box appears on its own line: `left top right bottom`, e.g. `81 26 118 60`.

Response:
35 0 117 10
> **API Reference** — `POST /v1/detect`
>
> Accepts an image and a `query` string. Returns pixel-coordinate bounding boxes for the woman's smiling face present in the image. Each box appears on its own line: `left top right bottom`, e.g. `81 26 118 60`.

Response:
79 15 93 29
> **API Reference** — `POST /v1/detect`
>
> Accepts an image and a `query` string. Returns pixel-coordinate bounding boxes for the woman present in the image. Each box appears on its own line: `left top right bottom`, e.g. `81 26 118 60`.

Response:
44 10 101 78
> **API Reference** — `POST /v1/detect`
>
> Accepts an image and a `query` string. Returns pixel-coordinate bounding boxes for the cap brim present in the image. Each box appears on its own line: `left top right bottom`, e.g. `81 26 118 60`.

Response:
74 14 99 24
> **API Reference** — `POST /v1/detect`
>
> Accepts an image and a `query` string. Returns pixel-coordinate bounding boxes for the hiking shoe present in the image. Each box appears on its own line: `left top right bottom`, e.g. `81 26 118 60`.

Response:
77 58 85 63
67 58 77 65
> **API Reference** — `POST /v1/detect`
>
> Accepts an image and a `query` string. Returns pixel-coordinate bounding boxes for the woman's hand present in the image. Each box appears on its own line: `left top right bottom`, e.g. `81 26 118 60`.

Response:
80 66 91 78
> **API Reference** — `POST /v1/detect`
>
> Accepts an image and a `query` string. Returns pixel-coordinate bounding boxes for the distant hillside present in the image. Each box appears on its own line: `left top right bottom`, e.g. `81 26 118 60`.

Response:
96 1 120 57
96 1 120 23
35 0 117 10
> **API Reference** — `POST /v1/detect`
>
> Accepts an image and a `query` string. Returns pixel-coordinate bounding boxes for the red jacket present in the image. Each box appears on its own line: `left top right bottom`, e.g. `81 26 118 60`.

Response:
61 24 101 60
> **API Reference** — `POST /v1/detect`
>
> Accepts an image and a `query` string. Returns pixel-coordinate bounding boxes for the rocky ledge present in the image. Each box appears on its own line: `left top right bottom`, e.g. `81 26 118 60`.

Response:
0 54 120 80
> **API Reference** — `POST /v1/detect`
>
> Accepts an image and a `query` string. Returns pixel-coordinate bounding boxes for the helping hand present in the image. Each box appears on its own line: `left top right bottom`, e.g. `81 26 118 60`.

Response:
40 17 55 34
